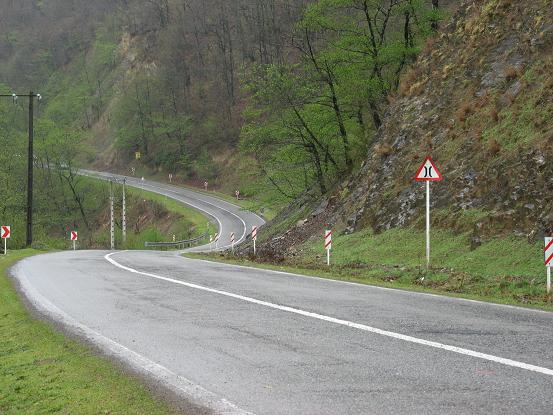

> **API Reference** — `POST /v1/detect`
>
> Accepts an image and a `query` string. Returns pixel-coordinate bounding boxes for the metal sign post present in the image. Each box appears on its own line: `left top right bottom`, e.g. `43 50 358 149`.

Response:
110 181 115 250
71 231 78 251
325 230 332 266
414 157 443 270
252 226 258 255
1 226 10 255
122 179 127 244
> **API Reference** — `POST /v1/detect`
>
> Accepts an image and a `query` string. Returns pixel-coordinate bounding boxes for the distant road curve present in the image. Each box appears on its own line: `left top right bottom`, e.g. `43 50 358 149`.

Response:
80 169 265 251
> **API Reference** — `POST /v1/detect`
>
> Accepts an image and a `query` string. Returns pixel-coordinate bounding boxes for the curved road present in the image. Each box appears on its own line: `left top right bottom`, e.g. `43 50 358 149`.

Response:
11 175 553 415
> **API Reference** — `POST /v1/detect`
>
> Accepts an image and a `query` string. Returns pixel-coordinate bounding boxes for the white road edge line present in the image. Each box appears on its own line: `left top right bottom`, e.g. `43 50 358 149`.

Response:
188 257 553 315
13 261 254 415
105 252 553 378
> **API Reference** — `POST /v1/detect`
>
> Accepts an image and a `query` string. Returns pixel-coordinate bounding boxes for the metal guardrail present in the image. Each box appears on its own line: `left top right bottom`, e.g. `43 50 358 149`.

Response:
145 232 209 250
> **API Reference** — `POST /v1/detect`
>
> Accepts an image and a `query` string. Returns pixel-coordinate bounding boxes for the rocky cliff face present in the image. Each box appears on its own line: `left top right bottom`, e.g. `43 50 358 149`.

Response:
331 0 553 245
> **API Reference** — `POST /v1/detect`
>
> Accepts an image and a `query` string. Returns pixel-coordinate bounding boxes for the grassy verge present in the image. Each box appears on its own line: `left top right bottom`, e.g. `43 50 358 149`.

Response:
125 187 215 248
187 227 553 311
0 250 179 414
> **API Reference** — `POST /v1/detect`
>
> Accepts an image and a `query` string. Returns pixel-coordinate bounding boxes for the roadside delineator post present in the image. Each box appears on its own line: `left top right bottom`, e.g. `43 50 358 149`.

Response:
325 230 332 266
1 226 11 255
252 226 258 255
230 232 235 253
544 237 553 293
414 156 443 270
70 231 78 251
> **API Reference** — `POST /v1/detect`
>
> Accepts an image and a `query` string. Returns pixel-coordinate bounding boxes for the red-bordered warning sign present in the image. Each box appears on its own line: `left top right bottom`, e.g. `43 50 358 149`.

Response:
70 231 78 241
545 237 553 266
415 157 443 181
1 226 10 239
324 230 332 251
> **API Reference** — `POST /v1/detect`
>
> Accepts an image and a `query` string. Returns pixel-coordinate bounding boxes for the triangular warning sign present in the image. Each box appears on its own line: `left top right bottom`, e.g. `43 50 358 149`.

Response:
415 157 443 181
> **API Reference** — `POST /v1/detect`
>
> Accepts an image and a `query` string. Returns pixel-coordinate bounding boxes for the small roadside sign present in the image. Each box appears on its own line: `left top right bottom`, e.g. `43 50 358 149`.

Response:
70 231 78 251
415 157 443 181
414 156 443 269
252 226 258 255
2 226 10 255
135 151 141 160
325 230 332 266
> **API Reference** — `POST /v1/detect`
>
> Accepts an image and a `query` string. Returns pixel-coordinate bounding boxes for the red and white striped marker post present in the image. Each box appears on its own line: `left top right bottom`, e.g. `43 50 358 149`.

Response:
1 226 11 255
70 231 78 251
545 237 553 293
252 226 258 255
324 230 332 266
230 232 235 253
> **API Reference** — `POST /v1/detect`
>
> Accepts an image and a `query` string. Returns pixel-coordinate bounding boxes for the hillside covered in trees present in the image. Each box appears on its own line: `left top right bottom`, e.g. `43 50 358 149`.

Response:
1 0 446 203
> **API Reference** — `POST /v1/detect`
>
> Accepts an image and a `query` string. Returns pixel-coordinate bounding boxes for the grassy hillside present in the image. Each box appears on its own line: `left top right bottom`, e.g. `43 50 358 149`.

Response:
225 0 553 308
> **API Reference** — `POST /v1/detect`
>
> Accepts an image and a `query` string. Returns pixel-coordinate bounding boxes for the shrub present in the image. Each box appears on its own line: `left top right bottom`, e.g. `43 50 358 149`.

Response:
456 102 473 122
488 138 501 155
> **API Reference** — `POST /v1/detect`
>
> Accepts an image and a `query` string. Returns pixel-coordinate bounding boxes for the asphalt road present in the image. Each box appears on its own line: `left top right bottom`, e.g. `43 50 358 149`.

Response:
80 169 265 251
12 176 553 415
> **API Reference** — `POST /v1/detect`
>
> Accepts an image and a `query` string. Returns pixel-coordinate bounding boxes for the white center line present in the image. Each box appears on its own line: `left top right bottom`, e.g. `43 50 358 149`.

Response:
105 252 553 377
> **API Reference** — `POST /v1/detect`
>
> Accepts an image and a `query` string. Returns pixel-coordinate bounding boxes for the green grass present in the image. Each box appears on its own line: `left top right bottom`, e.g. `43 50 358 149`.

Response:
0 250 179 415
127 186 214 238
189 226 553 311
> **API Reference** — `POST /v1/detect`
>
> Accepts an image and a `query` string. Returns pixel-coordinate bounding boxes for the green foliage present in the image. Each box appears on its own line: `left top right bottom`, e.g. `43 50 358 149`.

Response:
240 0 441 200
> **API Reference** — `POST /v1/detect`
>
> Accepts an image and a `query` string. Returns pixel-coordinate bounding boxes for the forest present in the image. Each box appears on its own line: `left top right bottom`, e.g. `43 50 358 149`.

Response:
0 0 443 246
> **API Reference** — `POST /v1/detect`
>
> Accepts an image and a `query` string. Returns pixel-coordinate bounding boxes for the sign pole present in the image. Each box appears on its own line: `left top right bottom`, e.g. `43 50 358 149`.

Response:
4 238 6 256
426 181 431 269
73 239 76 251
415 157 442 270
110 181 115 250
327 248 330 266
122 179 127 244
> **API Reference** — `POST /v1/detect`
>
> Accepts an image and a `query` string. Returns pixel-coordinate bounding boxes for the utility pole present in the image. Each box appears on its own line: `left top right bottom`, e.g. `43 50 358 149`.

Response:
110 180 115 250
0 92 41 247
122 179 127 244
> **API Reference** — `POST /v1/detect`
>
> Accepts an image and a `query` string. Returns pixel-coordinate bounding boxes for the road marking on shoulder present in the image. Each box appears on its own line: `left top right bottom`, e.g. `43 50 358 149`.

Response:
106 252 553 377
14 261 254 415
190 257 553 315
